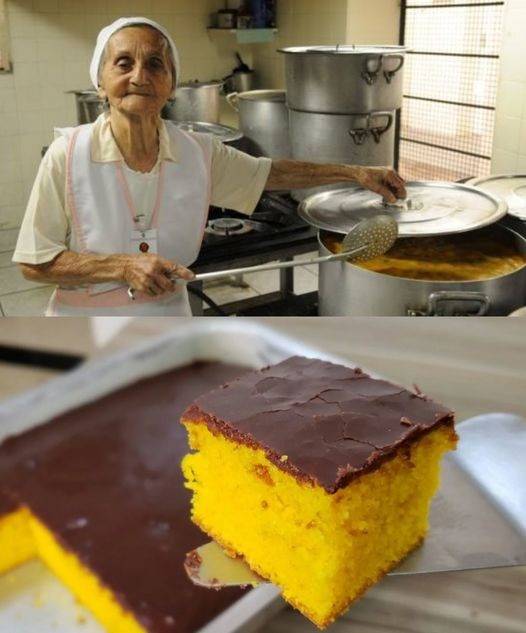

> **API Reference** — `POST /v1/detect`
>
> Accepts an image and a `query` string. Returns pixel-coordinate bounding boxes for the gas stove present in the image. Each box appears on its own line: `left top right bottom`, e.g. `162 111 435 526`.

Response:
194 192 318 268
191 192 319 316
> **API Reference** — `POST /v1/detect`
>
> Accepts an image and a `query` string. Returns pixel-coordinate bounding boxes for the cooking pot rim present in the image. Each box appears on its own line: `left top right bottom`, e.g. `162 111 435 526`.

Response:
318 225 526 284
235 89 286 102
172 120 243 143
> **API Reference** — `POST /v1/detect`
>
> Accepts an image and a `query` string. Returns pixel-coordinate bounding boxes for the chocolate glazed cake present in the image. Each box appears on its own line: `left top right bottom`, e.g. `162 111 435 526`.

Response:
0 362 250 633
183 356 455 491
181 357 457 629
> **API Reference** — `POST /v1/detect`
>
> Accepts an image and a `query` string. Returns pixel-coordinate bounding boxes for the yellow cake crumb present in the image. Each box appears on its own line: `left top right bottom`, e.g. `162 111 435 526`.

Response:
182 420 457 629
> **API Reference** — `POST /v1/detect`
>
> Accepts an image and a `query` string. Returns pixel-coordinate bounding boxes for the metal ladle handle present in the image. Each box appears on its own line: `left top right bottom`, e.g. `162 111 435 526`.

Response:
127 245 367 300
194 245 366 281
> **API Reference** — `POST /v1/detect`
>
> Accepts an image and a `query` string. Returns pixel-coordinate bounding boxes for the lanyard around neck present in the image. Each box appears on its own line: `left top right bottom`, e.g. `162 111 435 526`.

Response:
114 160 165 233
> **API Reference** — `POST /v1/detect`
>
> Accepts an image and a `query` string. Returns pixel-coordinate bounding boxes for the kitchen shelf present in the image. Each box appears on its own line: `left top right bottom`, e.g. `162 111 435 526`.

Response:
207 28 277 44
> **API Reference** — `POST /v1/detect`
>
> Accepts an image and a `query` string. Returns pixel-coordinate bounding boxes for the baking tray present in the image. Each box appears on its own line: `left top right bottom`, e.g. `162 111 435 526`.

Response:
0 322 345 633
0 321 524 633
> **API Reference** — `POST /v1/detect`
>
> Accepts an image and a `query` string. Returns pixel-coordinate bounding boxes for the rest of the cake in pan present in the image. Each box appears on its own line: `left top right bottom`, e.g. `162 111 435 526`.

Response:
181 356 457 629
0 362 248 633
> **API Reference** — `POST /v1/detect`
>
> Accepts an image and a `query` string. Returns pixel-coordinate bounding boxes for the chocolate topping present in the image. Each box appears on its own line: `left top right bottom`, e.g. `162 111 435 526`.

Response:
0 362 248 633
183 356 455 493
0 489 17 516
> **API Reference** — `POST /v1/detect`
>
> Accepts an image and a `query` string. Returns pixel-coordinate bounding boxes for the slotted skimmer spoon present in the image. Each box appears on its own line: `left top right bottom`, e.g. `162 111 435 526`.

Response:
127 214 398 300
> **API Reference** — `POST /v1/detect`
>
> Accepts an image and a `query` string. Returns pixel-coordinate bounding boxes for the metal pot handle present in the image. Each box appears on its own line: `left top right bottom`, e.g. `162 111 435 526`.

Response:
361 54 383 85
369 111 394 143
348 112 393 146
408 291 491 317
382 53 405 84
348 126 369 146
226 92 239 111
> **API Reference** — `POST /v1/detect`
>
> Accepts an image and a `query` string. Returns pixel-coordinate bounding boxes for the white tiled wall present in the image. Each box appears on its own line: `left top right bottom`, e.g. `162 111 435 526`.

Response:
0 0 253 231
252 0 349 89
346 0 399 45
492 0 526 173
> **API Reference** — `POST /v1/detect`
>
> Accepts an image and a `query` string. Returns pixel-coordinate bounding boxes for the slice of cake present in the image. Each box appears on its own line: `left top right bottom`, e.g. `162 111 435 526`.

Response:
181 356 457 629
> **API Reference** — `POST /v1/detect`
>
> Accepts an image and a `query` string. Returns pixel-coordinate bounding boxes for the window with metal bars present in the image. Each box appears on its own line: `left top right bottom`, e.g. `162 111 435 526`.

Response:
398 0 505 181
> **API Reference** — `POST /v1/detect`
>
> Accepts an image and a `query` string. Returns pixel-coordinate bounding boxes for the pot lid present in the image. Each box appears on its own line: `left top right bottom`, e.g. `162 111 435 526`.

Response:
278 45 408 55
178 80 223 89
298 181 508 238
467 174 526 221
173 121 243 143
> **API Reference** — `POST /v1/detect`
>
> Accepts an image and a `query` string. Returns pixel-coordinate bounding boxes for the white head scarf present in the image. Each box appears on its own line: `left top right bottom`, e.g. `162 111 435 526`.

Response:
89 17 180 96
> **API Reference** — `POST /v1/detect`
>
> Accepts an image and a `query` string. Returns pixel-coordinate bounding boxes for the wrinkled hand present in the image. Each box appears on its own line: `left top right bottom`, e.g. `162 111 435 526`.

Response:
123 253 195 296
355 167 407 204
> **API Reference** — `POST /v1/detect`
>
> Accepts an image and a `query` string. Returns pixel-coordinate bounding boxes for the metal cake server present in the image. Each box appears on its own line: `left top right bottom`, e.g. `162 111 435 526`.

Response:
185 413 526 589
127 214 398 300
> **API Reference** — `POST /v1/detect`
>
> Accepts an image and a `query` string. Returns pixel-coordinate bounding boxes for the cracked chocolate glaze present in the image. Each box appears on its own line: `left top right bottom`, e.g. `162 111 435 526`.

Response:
183 357 455 493
0 362 249 633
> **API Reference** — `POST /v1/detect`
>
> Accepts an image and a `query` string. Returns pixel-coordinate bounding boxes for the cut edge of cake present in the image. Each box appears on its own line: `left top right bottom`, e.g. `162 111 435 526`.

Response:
0 501 146 633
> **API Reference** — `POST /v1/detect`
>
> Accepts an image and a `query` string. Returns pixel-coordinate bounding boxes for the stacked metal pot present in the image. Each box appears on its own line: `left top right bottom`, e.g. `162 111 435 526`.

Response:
226 89 291 159
278 45 407 201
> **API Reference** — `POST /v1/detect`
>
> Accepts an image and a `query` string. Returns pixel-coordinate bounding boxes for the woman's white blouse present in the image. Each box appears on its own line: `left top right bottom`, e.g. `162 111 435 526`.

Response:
13 114 272 265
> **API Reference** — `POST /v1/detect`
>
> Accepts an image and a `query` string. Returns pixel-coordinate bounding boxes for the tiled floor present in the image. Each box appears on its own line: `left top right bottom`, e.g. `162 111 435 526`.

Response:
0 244 319 316
0 239 55 316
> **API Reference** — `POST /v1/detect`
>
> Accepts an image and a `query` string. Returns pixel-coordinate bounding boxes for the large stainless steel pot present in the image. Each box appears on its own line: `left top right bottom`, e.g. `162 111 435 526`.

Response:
279 45 407 113
290 109 395 201
226 89 291 159
318 223 526 316
162 80 223 123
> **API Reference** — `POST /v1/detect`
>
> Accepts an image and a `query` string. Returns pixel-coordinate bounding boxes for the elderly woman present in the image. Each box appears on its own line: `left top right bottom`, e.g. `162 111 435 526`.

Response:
13 17 406 316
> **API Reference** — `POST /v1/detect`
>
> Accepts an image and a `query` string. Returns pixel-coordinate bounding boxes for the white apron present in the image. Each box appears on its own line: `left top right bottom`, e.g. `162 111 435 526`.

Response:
46 121 211 316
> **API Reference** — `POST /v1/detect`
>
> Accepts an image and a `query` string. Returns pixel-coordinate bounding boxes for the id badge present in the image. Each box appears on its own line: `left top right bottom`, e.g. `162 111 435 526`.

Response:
131 228 158 254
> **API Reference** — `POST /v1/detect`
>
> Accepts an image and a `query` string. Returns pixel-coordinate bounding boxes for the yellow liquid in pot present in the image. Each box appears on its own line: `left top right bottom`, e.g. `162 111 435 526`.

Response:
323 228 526 282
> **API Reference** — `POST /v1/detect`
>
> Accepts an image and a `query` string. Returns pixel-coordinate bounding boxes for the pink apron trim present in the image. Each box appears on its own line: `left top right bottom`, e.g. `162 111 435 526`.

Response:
55 285 183 308
66 128 89 253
